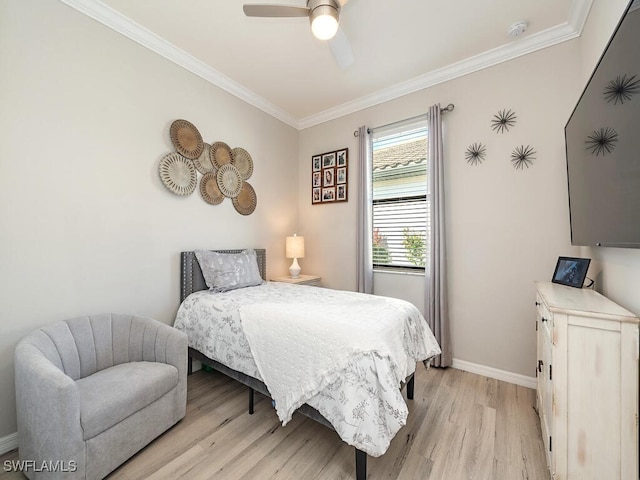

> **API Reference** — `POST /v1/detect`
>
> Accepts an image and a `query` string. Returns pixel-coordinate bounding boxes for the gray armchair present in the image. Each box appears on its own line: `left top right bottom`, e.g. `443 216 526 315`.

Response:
14 313 188 479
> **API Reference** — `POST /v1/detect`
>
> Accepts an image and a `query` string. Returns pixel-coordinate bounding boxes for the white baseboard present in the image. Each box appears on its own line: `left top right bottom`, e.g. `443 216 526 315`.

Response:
0 432 18 455
452 358 537 389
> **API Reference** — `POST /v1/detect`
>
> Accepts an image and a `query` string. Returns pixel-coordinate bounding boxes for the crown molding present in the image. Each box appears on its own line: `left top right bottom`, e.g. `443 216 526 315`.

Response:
299 0 594 129
56 0 300 129
58 0 593 131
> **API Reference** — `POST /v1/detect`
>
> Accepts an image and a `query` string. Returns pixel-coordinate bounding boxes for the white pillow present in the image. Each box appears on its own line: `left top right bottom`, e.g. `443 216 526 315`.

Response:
194 249 263 292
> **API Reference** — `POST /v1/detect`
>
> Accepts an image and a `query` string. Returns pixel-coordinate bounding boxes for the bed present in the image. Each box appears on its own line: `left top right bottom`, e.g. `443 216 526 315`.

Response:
174 249 441 479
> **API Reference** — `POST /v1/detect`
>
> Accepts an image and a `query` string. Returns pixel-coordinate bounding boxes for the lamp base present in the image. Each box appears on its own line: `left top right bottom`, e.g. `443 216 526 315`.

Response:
289 258 301 278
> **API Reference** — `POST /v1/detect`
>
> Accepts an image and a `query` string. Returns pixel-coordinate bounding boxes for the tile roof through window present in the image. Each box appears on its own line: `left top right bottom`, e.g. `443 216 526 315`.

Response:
373 138 427 172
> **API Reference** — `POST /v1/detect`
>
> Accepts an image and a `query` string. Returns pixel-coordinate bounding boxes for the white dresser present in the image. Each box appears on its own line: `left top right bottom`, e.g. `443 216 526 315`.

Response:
535 281 639 480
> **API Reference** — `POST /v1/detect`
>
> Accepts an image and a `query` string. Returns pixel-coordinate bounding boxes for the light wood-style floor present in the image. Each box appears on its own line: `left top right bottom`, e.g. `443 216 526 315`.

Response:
1 366 549 479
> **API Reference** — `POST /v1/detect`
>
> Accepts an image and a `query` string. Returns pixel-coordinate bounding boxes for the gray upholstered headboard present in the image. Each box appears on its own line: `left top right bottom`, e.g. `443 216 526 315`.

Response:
180 249 267 302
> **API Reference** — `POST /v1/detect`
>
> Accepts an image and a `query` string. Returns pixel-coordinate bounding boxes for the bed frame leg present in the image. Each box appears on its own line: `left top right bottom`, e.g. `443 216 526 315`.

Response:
355 449 367 480
188 356 193 376
407 374 415 400
249 388 254 415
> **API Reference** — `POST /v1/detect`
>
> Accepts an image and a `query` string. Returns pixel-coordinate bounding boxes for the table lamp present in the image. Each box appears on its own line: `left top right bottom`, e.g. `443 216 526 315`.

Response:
286 234 305 278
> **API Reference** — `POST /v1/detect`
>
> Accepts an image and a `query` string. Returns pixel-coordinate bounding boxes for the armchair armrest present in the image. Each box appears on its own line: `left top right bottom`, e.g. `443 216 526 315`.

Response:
132 316 188 372
15 343 85 470
153 320 188 377
154 321 188 421
128 316 188 421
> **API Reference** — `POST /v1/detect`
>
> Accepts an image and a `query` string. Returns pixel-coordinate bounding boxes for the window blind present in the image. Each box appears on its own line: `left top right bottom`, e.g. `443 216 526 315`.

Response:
371 124 429 270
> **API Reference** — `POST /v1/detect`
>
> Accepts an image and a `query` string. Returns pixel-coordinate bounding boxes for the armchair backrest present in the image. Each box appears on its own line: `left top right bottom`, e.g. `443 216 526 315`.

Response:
20 313 174 380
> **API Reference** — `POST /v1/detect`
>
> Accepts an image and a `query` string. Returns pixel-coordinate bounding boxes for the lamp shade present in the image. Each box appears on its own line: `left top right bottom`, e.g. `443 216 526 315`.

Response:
286 235 305 259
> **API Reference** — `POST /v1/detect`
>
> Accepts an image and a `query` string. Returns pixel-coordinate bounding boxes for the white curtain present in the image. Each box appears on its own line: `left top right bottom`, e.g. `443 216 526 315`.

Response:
426 105 452 367
356 125 373 294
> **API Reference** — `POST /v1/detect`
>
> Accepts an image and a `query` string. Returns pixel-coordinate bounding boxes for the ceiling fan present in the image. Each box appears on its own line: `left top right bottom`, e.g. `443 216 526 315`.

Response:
243 0 355 69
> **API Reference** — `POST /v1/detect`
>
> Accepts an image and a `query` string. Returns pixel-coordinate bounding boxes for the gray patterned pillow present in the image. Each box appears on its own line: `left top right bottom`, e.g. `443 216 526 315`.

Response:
194 249 264 292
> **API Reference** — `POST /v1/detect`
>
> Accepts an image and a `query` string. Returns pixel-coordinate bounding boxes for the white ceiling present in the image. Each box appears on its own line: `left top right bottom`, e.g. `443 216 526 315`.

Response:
61 0 592 129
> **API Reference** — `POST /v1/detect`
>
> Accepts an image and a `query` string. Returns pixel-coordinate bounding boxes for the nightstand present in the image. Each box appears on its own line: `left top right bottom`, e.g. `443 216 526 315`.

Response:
271 274 322 287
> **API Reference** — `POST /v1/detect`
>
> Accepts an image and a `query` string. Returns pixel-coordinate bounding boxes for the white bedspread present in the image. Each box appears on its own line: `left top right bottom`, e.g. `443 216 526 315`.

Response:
174 282 441 456
241 296 415 425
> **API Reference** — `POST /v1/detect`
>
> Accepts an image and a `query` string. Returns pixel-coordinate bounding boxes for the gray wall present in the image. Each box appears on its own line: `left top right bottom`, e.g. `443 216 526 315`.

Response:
0 0 299 439
297 0 637 380
1 0 637 447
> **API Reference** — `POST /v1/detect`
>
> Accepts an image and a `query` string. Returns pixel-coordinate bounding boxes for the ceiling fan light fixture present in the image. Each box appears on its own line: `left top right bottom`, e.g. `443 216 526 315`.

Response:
310 4 339 40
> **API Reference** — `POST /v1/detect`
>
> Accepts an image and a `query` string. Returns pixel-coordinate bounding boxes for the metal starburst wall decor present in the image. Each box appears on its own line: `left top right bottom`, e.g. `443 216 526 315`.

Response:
603 74 640 105
490 109 517 134
511 145 536 170
585 127 619 156
464 143 487 165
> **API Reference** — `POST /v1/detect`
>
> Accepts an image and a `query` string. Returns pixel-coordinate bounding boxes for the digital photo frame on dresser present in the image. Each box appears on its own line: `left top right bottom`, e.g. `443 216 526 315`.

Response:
551 256 591 288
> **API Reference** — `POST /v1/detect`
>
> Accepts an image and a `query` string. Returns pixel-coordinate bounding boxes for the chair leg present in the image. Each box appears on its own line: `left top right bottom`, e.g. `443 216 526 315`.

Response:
249 388 254 415
355 448 367 480
188 356 193 375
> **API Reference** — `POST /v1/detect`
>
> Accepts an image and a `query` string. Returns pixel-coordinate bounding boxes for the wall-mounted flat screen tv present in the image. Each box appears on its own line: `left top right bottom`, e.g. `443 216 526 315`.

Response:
565 0 640 248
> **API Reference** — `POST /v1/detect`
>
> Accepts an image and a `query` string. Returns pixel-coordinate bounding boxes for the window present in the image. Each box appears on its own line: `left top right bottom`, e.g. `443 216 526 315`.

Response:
371 121 429 271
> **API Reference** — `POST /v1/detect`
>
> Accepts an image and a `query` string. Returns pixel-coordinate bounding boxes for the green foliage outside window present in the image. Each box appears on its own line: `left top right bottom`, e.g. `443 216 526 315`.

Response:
402 228 426 267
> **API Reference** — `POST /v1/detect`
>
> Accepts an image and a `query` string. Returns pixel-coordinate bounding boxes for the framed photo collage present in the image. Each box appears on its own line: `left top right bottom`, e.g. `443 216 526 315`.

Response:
311 148 348 204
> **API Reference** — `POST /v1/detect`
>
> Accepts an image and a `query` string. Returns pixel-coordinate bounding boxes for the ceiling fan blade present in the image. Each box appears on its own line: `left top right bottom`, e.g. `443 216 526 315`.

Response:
243 4 310 18
328 27 354 69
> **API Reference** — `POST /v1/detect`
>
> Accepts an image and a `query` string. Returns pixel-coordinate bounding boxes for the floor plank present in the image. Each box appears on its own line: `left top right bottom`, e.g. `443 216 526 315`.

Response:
0 366 549 479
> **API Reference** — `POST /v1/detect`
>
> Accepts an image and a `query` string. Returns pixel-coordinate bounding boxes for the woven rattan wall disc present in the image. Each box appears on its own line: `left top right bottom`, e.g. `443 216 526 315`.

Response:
216 164 243 198
193 143 215 174
210 142 234 169
232 147 254 180
232 182 257 215
159 152 197 195
170 120 204 159
199 172 224 205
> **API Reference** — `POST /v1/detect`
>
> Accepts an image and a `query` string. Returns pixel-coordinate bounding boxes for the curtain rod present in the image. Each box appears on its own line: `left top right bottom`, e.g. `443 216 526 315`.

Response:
353 103 454 137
